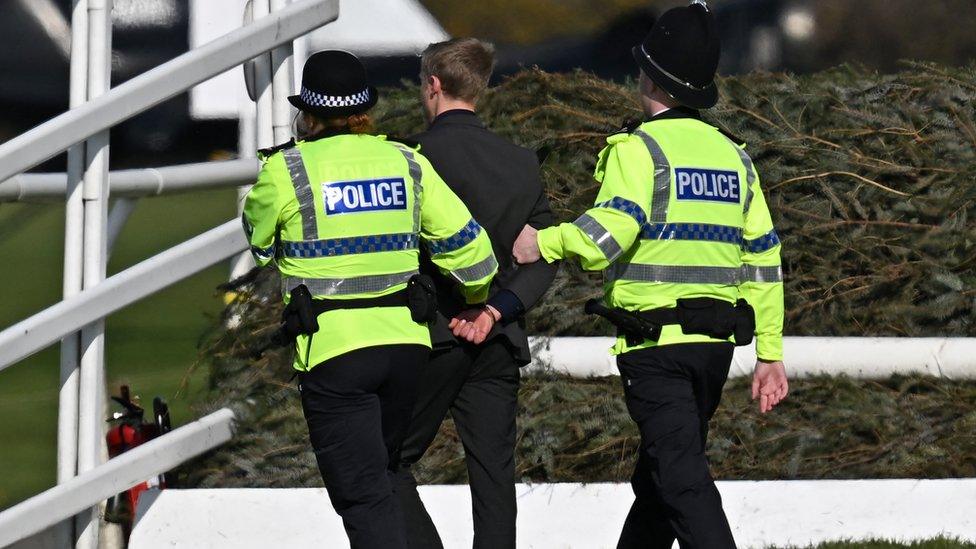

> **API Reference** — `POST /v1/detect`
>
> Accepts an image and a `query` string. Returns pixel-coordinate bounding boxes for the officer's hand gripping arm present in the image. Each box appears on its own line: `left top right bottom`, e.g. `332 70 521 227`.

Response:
418 156 497 304
536 137 650 270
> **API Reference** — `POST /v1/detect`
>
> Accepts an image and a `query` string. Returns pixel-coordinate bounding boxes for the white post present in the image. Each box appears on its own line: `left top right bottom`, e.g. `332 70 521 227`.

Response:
252 0 275 150
270 0 295 145
76 0 112 546
231 100 257 281
58 1 88 545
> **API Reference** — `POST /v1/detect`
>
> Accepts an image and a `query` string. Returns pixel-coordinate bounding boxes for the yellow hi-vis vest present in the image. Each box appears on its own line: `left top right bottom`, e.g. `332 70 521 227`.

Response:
243 134 497 370
538 116 784 360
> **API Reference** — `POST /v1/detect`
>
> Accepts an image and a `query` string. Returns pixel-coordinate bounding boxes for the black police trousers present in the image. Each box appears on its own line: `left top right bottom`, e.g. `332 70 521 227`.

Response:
299 344 429 549
616 342 737 549
394 340 521 549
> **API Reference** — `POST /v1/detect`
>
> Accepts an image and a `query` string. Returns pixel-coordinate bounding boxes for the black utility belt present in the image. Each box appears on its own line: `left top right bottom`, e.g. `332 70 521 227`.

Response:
584 297 756 347
273 274 437 347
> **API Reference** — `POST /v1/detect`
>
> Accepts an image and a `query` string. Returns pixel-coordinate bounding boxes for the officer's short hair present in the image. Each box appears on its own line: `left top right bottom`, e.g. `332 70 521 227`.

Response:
420 38 496 102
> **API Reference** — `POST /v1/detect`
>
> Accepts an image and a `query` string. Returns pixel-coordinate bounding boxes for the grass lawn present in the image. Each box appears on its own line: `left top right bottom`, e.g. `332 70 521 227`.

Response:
0 187 238 509
785 539 976 548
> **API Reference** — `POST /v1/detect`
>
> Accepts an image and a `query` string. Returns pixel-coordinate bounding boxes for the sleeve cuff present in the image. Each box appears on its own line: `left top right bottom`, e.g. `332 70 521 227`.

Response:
486 289 525 323
537 226 564 263
756 336 784 362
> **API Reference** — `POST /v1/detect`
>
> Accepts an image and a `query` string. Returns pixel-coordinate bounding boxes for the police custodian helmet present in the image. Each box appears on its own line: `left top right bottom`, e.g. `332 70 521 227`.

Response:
288 50 379 118
632 0 721 109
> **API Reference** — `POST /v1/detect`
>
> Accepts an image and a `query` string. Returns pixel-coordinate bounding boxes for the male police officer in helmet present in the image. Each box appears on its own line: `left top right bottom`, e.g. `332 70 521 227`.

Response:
514 2 789 547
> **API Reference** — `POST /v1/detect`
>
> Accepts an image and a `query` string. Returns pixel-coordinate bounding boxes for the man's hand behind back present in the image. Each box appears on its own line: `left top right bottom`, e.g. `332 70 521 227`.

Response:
752 360 788 414
449 306 501 345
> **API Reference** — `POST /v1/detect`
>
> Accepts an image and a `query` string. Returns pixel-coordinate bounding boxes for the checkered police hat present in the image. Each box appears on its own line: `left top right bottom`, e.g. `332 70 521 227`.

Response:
288 50 378 118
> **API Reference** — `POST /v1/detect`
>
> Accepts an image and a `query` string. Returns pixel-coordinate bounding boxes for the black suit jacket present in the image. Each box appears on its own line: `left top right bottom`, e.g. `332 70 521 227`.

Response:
413 110 558 365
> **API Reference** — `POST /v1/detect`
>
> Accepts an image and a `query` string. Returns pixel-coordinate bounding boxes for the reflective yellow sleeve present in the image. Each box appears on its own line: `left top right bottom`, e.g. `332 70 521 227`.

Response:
242 156 284 267
417 154 497 304
738 169 784 361
538 136 651 270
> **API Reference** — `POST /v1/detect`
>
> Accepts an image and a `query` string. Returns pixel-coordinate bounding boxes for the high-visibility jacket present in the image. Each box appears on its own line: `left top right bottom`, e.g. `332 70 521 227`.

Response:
537 112 784 360
243 133 497 370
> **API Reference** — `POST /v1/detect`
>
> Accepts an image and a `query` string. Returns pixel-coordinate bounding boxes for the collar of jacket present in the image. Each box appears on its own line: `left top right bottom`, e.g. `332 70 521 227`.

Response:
647 106 702 123
429 108 484 129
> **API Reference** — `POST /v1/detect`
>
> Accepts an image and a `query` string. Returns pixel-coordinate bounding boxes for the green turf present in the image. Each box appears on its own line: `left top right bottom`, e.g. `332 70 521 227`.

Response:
0 188 237 509
781 538 976 549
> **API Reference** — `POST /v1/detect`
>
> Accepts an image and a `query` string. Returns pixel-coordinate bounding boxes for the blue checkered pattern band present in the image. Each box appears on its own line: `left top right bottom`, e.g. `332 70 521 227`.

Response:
300 87 371 108
594 197 648 227
426 219 482 255
250 244 276 260
742 229 781 253
279 233 418 258
642 223 744 245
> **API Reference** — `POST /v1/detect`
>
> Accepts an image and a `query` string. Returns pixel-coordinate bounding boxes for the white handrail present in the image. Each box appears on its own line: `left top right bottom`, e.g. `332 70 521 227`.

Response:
0 408 236 548
0 219 247 372
0 0 339 182
528 336 976 378
0 159 260 202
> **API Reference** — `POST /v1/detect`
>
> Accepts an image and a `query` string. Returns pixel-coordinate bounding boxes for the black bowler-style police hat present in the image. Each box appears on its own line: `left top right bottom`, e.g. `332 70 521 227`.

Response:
632 0 721 109
288 50 379 118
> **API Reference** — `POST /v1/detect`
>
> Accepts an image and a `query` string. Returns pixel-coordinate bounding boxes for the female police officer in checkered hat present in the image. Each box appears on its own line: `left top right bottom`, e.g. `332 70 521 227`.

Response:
242 50 497 549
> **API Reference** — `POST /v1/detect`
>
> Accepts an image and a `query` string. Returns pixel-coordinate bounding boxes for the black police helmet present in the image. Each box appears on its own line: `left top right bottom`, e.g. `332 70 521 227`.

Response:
288 50 379 119
632 0 720 109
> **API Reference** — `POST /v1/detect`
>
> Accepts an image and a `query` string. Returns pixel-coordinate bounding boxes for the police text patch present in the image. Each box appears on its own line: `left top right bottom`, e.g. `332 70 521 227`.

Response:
674 168 741 204
323 178 407 215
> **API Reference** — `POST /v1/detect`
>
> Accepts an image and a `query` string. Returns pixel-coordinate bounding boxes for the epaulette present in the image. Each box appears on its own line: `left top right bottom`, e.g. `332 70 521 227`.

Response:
387 135 421 149
257 138 296 159
609 118 642 136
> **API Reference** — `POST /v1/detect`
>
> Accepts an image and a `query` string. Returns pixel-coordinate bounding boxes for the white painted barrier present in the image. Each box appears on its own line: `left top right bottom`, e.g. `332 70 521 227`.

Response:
0 159 259 203
528 336 976 378
129 480 976 548
0 409 235 548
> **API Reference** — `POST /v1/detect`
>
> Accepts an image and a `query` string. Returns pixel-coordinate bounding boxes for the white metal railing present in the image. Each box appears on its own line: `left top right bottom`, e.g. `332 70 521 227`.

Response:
0 219 247 372
0 159 260 202
0 409 236 548
0 0 338 182
528 336 976 378
0 1 340 547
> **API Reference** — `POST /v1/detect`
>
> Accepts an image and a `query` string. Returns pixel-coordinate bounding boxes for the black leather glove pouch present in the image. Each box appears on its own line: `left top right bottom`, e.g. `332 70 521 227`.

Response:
732 299 756 346
407 274 438 323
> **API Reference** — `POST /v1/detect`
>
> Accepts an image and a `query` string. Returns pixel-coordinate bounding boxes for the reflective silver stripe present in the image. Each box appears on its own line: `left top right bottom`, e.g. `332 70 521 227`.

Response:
741 265 783 283
282 269 418 296
608 262 783 284
725 136 757 216
449 255 498 283
282 147 318 240
573 213 623 262
393 145 423 233
608 263 741 285
633 130 670 224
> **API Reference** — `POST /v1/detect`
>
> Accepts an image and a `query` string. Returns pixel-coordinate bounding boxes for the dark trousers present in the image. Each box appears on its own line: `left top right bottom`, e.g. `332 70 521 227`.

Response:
394 339 521 549
299 344 429 549
616 342 737 549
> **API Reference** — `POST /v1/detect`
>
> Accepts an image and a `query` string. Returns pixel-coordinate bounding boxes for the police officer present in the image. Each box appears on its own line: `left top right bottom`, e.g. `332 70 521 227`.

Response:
243 51 497 549
513 2 788 547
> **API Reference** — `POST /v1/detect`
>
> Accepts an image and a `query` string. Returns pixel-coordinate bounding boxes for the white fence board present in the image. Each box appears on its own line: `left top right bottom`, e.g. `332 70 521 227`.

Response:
528 336 976 378
129 480 976 548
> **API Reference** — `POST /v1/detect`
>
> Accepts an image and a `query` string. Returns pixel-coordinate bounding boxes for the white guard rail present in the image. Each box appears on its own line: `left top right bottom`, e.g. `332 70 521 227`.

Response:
0 408 235 548
529 336 976 378
0 0 339 182
0 220 247 372
0 159 260 203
